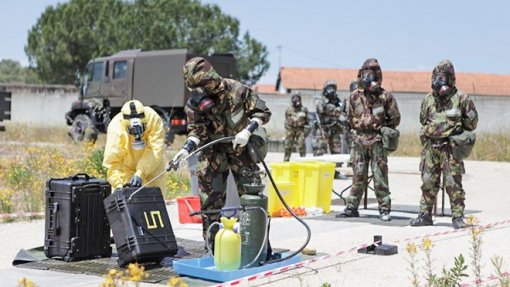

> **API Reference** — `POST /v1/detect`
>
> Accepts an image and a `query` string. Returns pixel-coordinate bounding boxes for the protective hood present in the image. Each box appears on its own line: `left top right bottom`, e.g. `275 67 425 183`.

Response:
357 58 383 85
183 57 224 94
432 60 456 88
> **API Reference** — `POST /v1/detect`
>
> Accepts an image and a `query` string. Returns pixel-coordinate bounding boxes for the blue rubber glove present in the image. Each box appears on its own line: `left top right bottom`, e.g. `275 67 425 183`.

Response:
129 175 142 187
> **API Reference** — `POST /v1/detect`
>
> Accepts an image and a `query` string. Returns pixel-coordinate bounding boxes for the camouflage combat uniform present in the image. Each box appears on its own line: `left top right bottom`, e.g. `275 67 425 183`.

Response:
341 59 401 218
184 78 271 238
312 80 348 156
284 93 309 161
412 60 478 228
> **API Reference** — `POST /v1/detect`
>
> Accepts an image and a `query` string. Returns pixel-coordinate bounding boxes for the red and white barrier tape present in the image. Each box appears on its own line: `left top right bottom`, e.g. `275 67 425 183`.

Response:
0 211 45 220
210 218 510 287
460 271 510 287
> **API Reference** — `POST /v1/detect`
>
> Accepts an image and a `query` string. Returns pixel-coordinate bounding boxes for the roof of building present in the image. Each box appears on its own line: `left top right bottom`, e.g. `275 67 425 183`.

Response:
252 83 278 95
276 67 510 97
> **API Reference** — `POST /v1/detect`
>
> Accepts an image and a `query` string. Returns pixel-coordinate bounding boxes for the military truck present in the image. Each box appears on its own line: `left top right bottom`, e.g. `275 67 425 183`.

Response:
66 49 237 143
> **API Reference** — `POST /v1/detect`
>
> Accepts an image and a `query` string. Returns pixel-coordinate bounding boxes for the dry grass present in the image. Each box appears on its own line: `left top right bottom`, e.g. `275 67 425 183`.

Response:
393 131 510 162
0 124 190 215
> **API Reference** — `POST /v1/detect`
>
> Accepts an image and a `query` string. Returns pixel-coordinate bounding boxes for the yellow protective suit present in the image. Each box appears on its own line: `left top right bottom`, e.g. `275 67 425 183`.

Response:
103 102 166 192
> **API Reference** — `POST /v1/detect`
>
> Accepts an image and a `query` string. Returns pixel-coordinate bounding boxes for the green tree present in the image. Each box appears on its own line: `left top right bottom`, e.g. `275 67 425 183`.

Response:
0 59 40 84
25 0 269 85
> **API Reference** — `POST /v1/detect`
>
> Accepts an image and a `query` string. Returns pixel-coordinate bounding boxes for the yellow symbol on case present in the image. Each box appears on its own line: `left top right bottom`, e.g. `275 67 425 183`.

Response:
144 211 164 229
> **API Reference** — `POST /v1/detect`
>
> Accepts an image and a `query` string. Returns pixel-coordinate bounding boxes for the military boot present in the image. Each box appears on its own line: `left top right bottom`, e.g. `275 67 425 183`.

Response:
335 208 359 218
410 212 433 226
380 211 391 221
283 151 291 162
452 217 466 229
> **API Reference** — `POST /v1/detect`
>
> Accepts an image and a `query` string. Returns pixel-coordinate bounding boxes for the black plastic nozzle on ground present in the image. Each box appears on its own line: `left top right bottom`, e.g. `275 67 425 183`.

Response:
357 235 398 256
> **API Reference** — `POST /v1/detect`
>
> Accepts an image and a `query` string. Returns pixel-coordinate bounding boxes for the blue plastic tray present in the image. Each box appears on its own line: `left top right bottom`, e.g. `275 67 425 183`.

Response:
173 253 301 282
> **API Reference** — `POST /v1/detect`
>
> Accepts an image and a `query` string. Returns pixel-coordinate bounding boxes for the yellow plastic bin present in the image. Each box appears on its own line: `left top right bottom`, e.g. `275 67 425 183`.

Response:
269 162 300 183
296 161 318 205
300 161 336 213
267 181 298 217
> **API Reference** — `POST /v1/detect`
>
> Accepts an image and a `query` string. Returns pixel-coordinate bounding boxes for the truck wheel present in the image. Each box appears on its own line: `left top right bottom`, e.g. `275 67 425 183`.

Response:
69 114 98 143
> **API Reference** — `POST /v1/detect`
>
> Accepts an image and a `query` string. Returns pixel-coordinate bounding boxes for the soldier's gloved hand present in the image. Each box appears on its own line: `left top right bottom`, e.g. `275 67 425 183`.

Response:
339 114 348 123
233 118 262 148
171 149 189 168
129 175 142 187
170 136 199 169
233 129 251 148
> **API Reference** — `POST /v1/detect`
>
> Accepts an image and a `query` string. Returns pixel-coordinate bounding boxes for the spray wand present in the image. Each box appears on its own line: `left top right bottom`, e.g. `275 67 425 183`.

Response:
127 135 312 265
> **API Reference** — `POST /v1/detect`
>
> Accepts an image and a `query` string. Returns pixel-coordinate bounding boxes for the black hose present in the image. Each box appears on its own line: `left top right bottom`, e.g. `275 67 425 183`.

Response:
247 141 312 265
185 135 311 265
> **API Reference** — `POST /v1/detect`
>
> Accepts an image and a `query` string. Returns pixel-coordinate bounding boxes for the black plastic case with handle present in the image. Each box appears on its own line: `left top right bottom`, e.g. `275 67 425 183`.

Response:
44 173 112 261
104 187 178 267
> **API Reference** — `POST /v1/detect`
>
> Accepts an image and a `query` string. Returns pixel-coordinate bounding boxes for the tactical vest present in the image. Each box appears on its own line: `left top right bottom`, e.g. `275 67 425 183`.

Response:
286 106 307 129
422 92 463 139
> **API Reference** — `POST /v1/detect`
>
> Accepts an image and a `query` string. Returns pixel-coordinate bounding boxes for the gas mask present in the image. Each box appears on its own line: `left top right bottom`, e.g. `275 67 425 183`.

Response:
323 85 336 98
189 86 215 112
126 117 146 150
360 70 380 94
431 74 451 97
291 95 302 108
122 101 146 150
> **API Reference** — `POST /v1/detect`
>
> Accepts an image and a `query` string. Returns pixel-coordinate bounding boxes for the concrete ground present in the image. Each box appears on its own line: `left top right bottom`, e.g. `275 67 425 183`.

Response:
1 152 509 286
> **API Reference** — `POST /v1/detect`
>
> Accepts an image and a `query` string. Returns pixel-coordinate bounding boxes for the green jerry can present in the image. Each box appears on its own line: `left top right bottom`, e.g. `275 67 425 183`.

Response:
214 217 241 271
239 184 268 268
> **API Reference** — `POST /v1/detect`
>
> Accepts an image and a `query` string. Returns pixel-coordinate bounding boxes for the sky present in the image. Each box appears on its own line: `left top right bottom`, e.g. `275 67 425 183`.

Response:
1 0 509 84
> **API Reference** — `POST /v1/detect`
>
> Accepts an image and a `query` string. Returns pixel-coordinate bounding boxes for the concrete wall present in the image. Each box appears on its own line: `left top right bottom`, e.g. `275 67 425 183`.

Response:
1 84 79 127
3 83 509 133
259 92 510 136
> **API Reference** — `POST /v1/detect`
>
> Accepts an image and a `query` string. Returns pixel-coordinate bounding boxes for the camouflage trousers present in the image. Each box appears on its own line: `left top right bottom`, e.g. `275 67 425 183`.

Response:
312 126 342 156
284 128 306 161
345 139 391 213
419 143 466 219
197 143 262 240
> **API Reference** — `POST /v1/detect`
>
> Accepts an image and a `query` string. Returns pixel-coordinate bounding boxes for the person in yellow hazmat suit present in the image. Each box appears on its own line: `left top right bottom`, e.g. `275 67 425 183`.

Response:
103 100 166 192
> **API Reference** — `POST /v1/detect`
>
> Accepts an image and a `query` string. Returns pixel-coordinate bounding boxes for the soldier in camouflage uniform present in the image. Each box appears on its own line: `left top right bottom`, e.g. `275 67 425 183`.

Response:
171 57 272 242
312 80 348 156
411 60 478 229
284 92 310 161
337 58 401 221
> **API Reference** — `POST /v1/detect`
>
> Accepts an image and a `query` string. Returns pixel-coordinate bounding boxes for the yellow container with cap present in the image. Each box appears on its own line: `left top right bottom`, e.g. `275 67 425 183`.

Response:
300 161 335 213
267 181 298 217
214 217 241 271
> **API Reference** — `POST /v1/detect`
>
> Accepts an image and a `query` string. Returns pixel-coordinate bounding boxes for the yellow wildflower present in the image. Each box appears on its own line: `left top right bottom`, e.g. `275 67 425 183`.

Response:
421 237 433 251
466 215 478 226
406 242 418 254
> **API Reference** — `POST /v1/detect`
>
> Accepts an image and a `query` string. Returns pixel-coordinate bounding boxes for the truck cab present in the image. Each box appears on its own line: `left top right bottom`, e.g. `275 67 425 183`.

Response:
66 49 237 144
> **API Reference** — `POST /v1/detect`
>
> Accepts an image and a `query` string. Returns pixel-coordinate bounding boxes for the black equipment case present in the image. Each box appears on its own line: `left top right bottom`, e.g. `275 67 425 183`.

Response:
44 173 112 261
104 187 178 267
